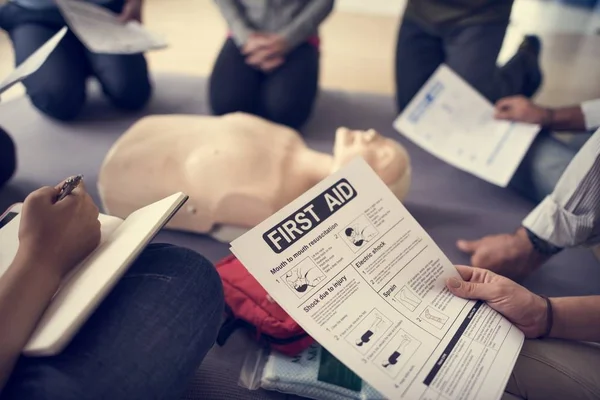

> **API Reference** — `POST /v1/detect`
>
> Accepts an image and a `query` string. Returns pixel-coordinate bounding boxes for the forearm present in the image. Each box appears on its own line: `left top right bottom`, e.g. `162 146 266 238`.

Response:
213 0 253 46
545 105 586 132
279 0 334 50
549 296 600 341
0 251 60 391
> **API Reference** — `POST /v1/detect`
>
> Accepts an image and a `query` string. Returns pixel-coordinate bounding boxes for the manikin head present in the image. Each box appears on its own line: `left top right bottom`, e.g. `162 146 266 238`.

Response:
331 127 411 200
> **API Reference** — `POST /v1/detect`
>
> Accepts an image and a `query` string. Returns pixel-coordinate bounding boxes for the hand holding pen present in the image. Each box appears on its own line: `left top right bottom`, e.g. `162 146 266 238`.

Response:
16 175 101 278
56 175 84 202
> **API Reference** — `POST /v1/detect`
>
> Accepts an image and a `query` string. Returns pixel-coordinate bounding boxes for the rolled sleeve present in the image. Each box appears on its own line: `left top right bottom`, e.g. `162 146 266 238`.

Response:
523 197 598 248
279 0 334 50
581 98 600 131
523 128 600 248
214 0 253 46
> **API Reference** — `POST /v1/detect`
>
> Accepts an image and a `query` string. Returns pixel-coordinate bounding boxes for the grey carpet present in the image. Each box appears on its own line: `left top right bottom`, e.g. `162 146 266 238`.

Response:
1 74 598 399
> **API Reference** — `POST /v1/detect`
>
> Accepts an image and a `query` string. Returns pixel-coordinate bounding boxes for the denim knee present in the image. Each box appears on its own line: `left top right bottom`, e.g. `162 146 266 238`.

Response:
0 126 16 187
143 244 224 321
28 82 86 121
105 79 152 111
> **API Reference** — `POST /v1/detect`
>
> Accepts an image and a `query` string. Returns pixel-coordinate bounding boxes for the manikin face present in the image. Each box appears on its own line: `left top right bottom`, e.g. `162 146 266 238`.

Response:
331 127 410 186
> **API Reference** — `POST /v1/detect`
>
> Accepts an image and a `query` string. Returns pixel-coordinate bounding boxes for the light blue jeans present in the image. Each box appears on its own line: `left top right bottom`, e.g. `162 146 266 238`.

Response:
509 132 592 203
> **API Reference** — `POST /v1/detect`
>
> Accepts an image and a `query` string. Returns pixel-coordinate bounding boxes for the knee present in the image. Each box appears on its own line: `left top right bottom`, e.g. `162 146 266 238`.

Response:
27 81 86 121
208 78 255 116
0 127 16 186
146 244 224 324
105 78 152 111
262 96 314 129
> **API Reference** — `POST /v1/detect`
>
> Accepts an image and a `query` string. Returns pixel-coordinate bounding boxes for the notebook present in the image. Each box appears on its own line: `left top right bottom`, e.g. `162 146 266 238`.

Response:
0 192 188 356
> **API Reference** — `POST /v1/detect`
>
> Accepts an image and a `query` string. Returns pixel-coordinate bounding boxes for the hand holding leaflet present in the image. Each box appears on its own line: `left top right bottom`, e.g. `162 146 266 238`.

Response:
0 27 67 97
56 0 167 54
231 157 524 400
394 65 540 187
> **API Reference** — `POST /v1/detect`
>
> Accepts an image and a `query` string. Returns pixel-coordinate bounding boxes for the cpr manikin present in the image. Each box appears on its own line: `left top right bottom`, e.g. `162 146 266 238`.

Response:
98 113 411 239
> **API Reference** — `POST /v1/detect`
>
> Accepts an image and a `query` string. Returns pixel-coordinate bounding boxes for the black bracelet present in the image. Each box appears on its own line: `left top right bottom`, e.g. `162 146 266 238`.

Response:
525 228 563 256
538 295 554 338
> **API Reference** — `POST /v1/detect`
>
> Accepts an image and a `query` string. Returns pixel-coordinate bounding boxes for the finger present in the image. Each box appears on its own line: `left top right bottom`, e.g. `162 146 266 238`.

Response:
246 52 267 66
453 265 475 281
445 276 495 301
29 186 60 203
70 179 88 196
494 108 513 120
117 5 133 23
456 239 479 253
260 57 284 72
495 95 525 110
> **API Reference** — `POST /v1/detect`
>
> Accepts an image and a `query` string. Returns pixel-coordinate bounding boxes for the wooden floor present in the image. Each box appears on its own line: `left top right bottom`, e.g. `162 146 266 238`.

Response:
0 0 600 107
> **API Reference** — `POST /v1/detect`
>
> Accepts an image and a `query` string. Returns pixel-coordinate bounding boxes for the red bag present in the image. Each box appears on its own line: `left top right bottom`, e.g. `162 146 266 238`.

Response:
215 255 314 356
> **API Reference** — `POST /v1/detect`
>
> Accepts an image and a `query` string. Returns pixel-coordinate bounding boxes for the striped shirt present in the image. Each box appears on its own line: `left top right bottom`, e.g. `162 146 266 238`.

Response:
213 0 334 50
524 103 600 247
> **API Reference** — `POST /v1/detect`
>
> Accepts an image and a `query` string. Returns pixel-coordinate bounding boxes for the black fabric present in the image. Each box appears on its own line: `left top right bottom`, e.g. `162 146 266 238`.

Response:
0 126 16 189
209 38 319 130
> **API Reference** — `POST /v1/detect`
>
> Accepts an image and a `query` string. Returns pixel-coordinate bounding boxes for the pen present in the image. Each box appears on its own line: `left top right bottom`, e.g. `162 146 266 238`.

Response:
56 175 83 202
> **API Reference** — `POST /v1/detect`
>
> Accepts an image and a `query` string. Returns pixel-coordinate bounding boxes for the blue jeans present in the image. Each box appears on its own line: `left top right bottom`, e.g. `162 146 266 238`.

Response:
509 132 591 203
1 244 224 400
395 17 534 112
0 1 152 121
0 127 16 188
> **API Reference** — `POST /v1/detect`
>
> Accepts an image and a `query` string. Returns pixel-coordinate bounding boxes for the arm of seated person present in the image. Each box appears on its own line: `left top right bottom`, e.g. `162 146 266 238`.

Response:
0 184 100 391
446 266 600 342
494 95 590 132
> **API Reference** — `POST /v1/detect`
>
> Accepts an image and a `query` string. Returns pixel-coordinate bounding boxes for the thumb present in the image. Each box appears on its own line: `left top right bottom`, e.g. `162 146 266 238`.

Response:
446 277 491 301
494 98 514 120
457 239 479 254
117 6 132 23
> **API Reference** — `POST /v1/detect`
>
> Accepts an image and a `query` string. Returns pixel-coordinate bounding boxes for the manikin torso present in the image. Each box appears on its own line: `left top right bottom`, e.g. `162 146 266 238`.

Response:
98 113 411 234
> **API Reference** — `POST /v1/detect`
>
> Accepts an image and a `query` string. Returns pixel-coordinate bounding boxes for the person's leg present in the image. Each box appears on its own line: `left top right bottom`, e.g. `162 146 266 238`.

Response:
445 23 542 102
444 22 509 102
504 339 600 400
394 17 445 113
8 24 89 121
260 42 319 129
509 132 589 203
2 244 224 400
0 127 16 188
208 38 263 116
86 51 153 112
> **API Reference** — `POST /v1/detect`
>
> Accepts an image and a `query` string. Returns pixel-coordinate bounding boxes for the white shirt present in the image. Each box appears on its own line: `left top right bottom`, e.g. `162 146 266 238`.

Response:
581 98 600 131
523 126 600 247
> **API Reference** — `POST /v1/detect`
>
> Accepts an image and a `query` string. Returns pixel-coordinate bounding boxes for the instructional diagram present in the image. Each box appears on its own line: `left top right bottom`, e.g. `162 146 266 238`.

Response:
394 286 421 312
342 214 378 252
420 306 448 330
283 258 326 299
345 309 392 355
376 329 421 379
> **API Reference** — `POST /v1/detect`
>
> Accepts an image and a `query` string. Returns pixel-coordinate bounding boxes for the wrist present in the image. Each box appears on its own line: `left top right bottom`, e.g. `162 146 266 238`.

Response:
13 247 63 286
541 107 554 128
534 295 554 338
523 227 562 257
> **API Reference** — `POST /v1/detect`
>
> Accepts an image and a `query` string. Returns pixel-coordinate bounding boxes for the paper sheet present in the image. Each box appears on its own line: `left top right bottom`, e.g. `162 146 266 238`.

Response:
0 211 122 277
0 27 67 96
231 158 524 400
394 65 540 187
56 0 167 54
